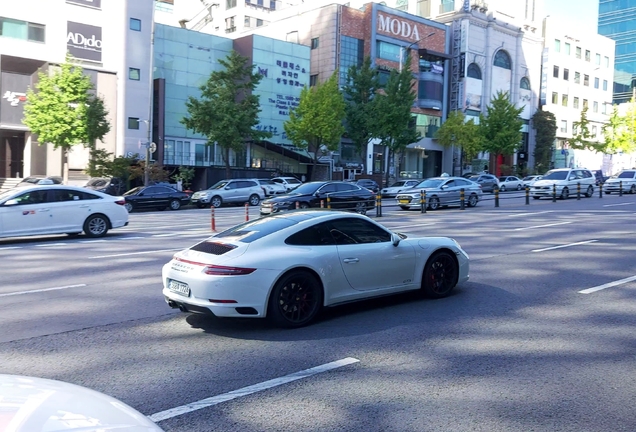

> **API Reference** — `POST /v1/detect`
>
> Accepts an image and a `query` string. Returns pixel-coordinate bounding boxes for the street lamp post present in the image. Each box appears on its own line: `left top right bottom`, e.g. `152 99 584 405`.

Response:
141 119 152 186
399 32 436 72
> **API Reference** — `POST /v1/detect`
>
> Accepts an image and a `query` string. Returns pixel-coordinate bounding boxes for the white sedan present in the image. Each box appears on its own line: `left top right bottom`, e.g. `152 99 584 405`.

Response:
497 176 524 191
162 211 469 328
0 185 129 239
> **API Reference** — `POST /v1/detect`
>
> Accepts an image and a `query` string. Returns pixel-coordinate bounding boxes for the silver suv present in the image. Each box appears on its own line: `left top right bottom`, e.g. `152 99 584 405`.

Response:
530 168 595 199
191 179 265 208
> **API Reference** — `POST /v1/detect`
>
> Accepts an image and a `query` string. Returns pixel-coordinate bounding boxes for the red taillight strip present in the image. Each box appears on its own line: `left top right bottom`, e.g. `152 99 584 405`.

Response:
173 256 207 266
203 264 256 276
115 199 126 205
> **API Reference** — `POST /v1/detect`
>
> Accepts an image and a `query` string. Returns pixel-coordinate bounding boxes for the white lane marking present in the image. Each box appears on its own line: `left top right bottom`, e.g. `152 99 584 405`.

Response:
148 357 360 422
579 275 636 294
507 211 554 217
152 233 180 237
0 284 87 298
603 202 634 207
121 236 145 240
78 239 107 243
35 243 67 247
88 248 182 259
514 221 572 231
532 239 598 252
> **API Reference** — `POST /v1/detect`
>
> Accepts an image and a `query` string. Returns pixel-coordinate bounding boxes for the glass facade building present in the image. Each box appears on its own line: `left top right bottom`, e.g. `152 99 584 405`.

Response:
599 0 636 103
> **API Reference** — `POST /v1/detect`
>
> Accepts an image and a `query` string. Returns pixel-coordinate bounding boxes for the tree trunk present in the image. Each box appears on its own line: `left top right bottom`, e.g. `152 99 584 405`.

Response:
63 148 70 185
384 147 392 189
224 147 231 179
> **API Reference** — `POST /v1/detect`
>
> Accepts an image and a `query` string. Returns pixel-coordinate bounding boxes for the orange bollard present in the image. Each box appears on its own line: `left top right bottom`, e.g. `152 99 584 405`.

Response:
210 206 216 232
320 199 324 208
245 202 249 221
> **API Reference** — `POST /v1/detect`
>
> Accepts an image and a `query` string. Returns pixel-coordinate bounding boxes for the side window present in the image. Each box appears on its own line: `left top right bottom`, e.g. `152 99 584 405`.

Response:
12 190 49 205
52 189 75 202
285 222 335 246
226 182 238 190
455 179 471 187
443 180 456 188
143 187 160 194
582 170 593 179
336 183 357 192
329 218 391 244
319 184 338 194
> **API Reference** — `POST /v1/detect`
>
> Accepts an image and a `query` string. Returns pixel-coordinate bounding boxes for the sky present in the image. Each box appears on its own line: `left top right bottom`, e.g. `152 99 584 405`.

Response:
543 0 599 29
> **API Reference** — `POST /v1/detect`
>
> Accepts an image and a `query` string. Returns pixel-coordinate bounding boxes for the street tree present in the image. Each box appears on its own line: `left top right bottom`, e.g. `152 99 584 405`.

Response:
373 55 420 186
434 110 482 167
181 50 271 179
284 71 346 181
342 56 380 161
571 106 603 152
24 56 109 183
479 91 524 174
85 94 111 176
602 103 636 155
531 109 557 174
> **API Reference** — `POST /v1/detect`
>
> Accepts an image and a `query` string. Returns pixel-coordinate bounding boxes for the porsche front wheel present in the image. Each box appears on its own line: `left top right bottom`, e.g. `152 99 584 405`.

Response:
421 251 458 299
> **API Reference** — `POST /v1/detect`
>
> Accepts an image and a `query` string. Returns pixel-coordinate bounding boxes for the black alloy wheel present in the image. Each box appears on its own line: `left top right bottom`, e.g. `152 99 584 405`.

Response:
561 187 570 200
299 202 310 209
169 199 181 210
268 270 323 328
467 194 478 207
83 214 109 238
585 186 594 197
354 201 367 215
421 251 458 299
428 196 440 210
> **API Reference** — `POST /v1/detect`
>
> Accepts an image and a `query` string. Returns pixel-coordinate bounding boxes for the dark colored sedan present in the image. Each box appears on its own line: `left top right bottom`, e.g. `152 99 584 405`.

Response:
84 177 126 196
353 179 380 193
260 181 376 215
123 185 190 212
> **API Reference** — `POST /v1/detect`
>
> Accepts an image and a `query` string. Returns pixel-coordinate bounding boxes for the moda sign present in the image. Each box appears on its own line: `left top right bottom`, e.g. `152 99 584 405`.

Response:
377 13 423 41
67 22 102 62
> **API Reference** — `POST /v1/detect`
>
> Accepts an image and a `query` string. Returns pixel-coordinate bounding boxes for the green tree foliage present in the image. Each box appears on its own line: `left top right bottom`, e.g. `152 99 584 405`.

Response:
181 50 271 179
284 72 346 180
479 91 524 172
83 149 136 187
23 56 110 182
85 94 112 176
373 55 420 185
172 166 195 190
434 110 482 162
342 57 380 160
571 106 603 152
129 161 170 183
602 103 636 155
531 110 557 174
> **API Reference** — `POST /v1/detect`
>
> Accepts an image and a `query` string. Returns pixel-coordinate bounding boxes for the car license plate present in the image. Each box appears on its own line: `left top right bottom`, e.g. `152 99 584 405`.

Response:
398 199 410 204
168 279 190 296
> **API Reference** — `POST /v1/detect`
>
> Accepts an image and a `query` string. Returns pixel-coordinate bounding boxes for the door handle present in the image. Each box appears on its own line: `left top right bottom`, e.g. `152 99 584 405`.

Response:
343 258 359 264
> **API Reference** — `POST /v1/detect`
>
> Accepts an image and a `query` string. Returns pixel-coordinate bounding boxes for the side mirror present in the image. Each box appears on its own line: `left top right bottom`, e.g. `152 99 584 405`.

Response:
391 232 401 247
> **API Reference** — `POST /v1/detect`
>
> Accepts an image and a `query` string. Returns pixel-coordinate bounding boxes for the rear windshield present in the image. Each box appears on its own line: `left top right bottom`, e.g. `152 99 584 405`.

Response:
542 170 568 180
214 217 299 243
87 178 108 186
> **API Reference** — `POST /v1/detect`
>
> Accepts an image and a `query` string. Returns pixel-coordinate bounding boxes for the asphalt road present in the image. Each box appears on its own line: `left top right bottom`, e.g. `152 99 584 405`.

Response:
1 191 636 431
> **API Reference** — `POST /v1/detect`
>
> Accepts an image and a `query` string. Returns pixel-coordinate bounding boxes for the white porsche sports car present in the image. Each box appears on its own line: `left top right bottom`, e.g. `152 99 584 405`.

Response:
162 211 469 328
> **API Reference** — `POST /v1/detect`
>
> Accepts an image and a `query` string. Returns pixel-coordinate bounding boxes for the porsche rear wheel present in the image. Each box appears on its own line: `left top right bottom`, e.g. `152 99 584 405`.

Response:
421 251 458 299
268 270 323 328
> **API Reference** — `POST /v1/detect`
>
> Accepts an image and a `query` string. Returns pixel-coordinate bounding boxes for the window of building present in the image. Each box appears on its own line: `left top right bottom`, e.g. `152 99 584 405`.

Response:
339 36 364 85
585 50 590 61
573 97 579 109
602 103 608 115
309 74 318 87
604 56 609 67
467 63 482 79
226 0 237 8
376 40 400 63
128 117 140 129
592 125 597 136
583 74 589 86
552 92 558 104
256 18 263 26
555 39 561 52
573 124 578 135
560 120 567 133
563 69 569 81
603 79 608 91
576 47 581 59
553 65 559 78
574 71 580 84
244 16 251 27
595 53 600 65
593 101 598 113
0 17 46 42
493 50 511 69
130 18 141 31
520 77 530 89
583 99 588 108
594 77 599 89
311 37 319 49
128 68 140 80
225 16 235 32
565 42 571 55
155 0 174 12
562 94 568 107
270 0 277 10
